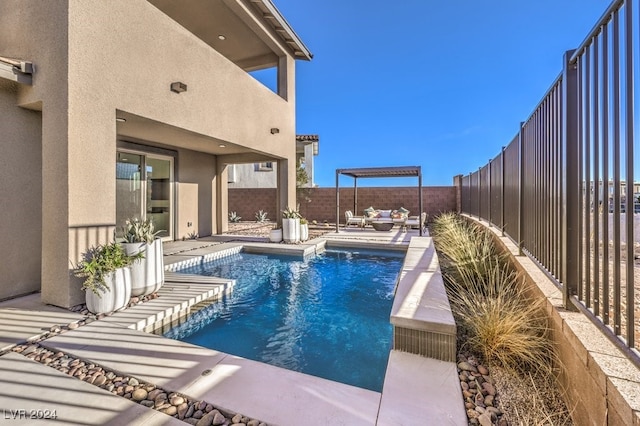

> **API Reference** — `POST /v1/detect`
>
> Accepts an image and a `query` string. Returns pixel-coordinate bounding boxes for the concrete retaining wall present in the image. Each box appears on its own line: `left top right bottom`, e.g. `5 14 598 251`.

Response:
469 216 640 426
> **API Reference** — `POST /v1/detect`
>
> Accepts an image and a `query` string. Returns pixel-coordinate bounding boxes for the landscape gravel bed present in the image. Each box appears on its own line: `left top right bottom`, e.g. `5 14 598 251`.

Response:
10 332 266 426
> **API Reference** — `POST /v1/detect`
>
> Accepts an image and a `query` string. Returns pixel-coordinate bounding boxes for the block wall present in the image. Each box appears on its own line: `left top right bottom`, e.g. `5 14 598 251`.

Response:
228 186 457 223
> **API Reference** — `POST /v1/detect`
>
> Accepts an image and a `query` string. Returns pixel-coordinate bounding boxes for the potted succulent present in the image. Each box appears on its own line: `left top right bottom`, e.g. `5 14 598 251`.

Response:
282 206 301 243
300 217 309 242
74 242 141 314
269 224 283 243
120 217 165 296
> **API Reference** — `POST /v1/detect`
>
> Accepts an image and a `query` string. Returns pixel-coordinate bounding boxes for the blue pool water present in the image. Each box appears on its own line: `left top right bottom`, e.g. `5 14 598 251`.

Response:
164 249 404 392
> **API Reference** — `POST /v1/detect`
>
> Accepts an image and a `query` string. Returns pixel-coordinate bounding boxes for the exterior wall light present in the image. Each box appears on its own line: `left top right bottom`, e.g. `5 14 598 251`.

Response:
270 128 280 134
170 82 187 93
116 117 126 122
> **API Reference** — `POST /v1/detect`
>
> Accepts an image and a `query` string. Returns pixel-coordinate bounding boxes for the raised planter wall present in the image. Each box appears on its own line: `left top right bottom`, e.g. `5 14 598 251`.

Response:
468 216 640 426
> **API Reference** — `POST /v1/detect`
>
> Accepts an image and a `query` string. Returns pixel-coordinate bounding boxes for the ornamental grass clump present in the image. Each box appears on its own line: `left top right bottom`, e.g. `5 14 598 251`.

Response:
432 213 556 375
446 259 554 374
431 212 502 288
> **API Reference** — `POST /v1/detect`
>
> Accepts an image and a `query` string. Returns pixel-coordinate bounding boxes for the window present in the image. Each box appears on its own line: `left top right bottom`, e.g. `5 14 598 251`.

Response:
227 164 236 183
255 162 273 171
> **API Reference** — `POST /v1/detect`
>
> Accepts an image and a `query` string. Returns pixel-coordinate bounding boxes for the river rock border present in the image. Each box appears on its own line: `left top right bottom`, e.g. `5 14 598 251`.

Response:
457 352 506 426
1 292 267 426
11 342 267 426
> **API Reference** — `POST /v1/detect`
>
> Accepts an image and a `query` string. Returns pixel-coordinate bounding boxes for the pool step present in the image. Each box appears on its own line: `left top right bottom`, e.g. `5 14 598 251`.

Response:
97 276 235 333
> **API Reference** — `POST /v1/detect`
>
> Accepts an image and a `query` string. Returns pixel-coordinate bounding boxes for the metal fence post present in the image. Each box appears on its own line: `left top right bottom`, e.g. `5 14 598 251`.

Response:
562 49 579 310
518 122 525 255
501 146 506 236
478 167 482 221
488 161 492 227
623 0 635 346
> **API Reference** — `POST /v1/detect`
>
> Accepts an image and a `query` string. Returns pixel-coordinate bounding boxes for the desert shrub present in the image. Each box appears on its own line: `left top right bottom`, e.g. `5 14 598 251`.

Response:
432 212 506 289
432 213 556 375
446 259 554 374
255 210 268 223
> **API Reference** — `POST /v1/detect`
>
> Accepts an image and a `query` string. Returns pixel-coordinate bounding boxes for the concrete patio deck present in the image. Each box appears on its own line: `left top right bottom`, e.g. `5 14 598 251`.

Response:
0 227 465 425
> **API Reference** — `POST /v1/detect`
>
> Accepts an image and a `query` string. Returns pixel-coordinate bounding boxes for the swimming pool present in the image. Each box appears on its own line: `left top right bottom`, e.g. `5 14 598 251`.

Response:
164 248 404 392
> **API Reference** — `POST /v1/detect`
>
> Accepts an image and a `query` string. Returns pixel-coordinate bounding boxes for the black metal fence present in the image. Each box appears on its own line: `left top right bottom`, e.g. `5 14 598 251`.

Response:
459 0 639 361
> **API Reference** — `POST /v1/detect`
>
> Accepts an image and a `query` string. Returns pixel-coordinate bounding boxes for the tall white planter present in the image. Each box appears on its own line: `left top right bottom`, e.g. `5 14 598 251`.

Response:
300 223 309 242
85 267 132 314
282 218 300 243
125 239 164 297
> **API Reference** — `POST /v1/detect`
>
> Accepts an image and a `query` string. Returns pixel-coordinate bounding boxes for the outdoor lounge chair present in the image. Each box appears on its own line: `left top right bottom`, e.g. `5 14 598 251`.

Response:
345 210 365 228
405 212 427 233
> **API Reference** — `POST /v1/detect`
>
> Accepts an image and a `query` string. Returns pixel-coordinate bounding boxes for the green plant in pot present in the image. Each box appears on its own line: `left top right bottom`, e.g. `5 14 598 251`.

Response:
119 217 165 297
74 242 142 314
121 218 162 246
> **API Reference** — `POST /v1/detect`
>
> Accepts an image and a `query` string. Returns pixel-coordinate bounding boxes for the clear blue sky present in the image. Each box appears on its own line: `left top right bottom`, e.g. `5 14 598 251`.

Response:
271 0 611 187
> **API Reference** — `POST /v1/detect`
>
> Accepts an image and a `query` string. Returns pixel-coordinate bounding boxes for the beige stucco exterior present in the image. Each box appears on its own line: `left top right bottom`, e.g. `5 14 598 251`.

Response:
0 0 310 306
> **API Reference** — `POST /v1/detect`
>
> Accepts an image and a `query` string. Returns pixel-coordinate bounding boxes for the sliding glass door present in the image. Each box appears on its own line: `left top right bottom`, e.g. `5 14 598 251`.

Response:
116 150 173 240
146 156 171 238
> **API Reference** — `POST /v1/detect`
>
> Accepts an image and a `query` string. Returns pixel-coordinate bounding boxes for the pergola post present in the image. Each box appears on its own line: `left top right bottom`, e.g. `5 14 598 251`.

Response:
335 170 340 232
419 171 423 236
354 179 358 216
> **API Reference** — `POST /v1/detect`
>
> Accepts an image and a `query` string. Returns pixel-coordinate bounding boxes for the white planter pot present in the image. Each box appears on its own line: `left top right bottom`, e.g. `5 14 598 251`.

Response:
282 218 300 243
130 239 165 297
300 223 309 241
269 228 283 243
121 242 145 256
85 267 132 314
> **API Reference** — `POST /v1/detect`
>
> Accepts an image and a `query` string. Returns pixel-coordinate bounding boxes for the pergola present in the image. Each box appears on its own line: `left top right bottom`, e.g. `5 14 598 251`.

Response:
335 166 423 236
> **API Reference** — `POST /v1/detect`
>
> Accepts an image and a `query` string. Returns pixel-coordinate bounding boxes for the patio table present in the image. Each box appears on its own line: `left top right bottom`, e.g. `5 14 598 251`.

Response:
372 221 394 231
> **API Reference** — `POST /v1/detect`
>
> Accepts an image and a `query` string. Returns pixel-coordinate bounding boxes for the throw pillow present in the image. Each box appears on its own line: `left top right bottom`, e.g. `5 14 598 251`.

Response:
364 206 376 218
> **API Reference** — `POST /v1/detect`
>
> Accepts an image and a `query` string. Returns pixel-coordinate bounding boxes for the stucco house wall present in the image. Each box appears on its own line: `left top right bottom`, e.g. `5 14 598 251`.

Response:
0 0 307 307
0 80 42 301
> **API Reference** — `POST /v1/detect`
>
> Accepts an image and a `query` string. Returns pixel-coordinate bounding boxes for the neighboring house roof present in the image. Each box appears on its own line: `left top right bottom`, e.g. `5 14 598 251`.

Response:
296 134 319 156
296 134 319 142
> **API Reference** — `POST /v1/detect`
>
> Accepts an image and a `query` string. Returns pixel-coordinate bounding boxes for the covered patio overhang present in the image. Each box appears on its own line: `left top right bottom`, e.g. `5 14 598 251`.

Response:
335 166 423 236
